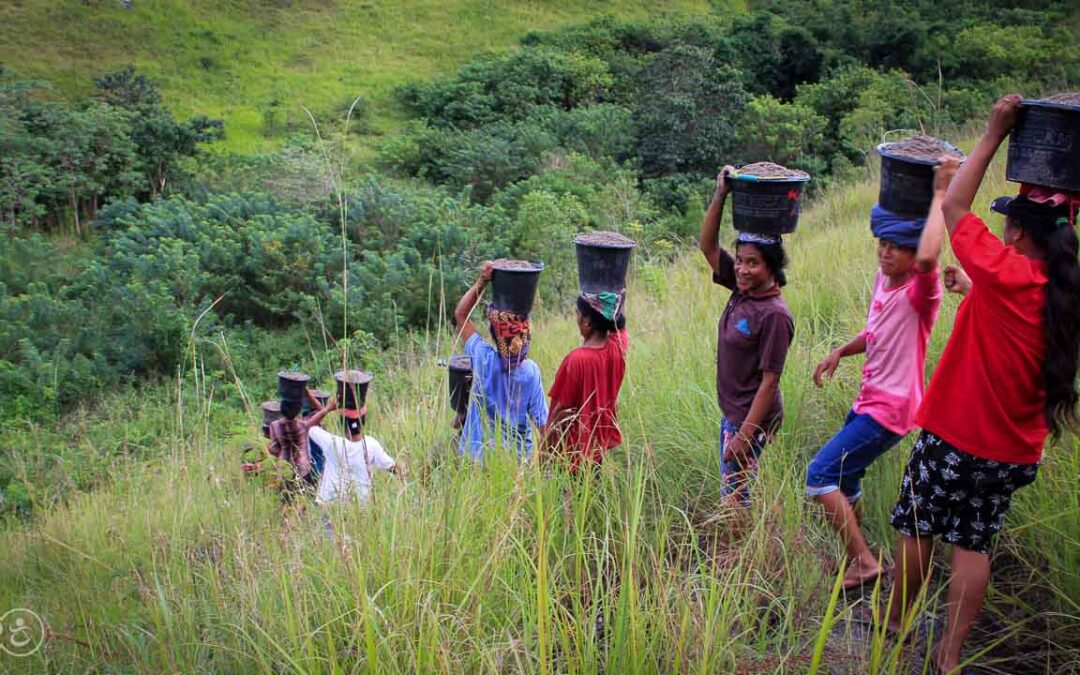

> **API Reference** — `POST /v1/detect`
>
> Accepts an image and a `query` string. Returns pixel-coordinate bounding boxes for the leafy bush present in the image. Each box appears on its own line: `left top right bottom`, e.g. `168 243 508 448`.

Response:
382 121 559 202
632 45 749 178
0 66 221 232
729 13 824 101
398 47 613 129
740 95 828 176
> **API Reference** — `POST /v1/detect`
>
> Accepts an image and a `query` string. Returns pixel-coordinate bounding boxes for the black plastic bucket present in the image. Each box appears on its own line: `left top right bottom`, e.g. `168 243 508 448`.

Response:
301 389 331 415
334 370 373 411
277 370 310 404
447 355 473 416
1006 99 1080 192
261 400 283 426
574 232 636 294
876 142 962 217
490 260 544 315
728 175 810 235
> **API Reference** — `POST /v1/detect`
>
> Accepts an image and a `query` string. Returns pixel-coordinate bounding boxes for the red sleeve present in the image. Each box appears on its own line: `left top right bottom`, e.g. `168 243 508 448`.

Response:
548 351 583 409
758 309 794 374
907 264 942 317
951 212 1034 290
613 329 629 353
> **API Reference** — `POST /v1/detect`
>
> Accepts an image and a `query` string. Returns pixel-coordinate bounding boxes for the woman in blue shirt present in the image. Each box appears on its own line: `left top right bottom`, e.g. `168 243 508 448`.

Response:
453 262 548 460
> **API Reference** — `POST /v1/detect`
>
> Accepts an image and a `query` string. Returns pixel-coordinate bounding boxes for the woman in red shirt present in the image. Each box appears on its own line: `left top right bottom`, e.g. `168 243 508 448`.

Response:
543 292 628 472
886 95 1080 673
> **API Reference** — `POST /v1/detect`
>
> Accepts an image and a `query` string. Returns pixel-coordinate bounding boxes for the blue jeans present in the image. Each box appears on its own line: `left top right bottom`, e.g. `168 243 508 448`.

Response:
720 417 767 508
806 409 903 502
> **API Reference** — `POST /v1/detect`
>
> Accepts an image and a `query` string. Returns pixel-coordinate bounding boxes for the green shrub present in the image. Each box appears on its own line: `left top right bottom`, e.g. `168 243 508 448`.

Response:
398 47 613 129
631 45 749 178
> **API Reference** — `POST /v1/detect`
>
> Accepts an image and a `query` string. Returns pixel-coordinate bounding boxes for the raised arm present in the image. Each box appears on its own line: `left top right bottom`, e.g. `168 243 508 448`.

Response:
942 95 1021 233
453 262 493 344
700 167 737 288
915 156 961 273
304 394 337 428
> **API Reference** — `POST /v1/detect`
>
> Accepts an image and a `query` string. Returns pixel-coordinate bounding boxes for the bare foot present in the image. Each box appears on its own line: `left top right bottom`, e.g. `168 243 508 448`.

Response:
843 556 883 589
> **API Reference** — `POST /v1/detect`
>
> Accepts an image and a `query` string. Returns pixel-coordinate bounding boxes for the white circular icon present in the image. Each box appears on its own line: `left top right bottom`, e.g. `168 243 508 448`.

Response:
0 608 45 657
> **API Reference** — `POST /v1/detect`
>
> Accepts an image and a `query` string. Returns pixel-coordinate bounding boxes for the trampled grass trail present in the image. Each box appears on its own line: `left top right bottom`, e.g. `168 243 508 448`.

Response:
0 150 1076 673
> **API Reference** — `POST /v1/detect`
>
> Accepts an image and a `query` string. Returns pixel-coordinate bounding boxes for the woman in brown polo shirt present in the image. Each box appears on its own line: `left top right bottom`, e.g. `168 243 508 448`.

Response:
698 166 795 507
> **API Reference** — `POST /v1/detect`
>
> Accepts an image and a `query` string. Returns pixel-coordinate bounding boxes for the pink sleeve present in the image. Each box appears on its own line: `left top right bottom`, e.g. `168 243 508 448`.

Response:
907 264 942 317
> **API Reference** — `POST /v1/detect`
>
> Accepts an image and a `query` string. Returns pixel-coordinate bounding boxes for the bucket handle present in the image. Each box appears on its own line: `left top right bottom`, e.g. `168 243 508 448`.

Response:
728 170 760 183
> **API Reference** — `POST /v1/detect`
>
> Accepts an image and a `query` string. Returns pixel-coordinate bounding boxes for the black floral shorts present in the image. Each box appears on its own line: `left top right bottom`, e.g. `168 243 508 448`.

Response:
890 431 1038 554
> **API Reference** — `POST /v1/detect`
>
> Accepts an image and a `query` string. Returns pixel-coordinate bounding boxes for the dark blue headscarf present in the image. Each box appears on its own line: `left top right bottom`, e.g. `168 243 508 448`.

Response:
870 204 924 249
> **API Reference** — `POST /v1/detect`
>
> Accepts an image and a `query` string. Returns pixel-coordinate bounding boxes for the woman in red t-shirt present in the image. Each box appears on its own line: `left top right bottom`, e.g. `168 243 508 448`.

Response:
543 292 628 472
886 95 1080 674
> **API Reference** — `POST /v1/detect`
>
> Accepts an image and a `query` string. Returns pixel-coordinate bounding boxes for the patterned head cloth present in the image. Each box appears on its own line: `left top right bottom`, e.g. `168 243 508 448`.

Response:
1017 183 1080 228
487 308 531 370
737 231 781 245
580 290 625 322
991 194 1077 234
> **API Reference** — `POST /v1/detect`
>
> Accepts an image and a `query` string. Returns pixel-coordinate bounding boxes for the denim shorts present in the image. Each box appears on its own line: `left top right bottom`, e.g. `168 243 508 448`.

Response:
805 409 903 502
720 417 767 507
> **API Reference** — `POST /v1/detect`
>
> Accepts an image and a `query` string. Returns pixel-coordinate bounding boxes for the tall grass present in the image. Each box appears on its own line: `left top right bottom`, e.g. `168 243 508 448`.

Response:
1 148 1077 673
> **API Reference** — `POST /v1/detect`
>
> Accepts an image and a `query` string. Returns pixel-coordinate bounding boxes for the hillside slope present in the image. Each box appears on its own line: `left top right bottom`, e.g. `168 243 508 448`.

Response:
0 147 1076 673
0 0 718 151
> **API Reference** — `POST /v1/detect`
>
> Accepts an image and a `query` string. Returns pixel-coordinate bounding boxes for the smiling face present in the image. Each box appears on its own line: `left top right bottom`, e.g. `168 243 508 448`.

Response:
734 243 776 294
877 239 916 278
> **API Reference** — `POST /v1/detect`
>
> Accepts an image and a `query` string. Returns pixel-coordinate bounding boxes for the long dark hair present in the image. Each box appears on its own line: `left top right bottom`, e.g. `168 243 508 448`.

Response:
735 240 789 287
1024 219 1080 437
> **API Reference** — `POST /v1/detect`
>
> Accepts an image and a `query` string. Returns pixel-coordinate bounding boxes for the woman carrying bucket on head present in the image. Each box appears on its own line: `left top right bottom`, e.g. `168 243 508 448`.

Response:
885 95 1080 673
453 261 548 461
699 165 797 508
544 232 633 473
268 378 338 496
807 149 959 590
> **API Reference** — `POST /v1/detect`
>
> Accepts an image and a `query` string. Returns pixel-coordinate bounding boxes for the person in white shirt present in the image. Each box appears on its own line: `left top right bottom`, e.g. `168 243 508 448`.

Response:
308 406 399 506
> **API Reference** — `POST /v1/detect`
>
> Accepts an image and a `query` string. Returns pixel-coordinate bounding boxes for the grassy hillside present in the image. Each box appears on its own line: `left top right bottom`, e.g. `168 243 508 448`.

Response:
0 0 719 152
1 146 1075 673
